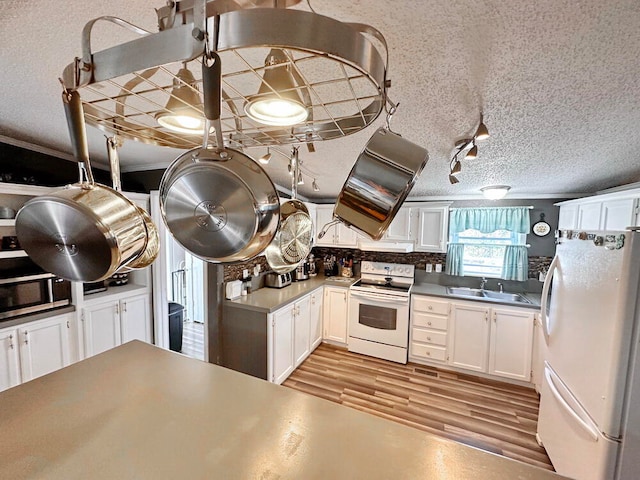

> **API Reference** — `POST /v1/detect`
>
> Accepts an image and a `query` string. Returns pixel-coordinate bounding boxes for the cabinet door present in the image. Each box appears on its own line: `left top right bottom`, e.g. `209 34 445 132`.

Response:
416 206 449 252
271 304 295 384
384 207 412 241
82 301 121 358
120 294 152 344
0 328 21 392
336 223 358 247
577 203 602 230
489 308 534 382
309 288 323 350
323 287 348 344
315 206 336 246
601 198 636 231
294 295 311 367
449 303 490 372
18 314 71 382
557 204 578 229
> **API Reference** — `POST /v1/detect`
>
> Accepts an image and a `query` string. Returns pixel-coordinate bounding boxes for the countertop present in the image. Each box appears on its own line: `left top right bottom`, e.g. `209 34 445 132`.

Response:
225 275 358 313
0 341 566 480
411 281 542 310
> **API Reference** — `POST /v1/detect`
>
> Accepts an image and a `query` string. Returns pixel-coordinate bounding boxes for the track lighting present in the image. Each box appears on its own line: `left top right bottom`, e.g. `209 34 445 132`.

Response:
448 114 490 184
449 174 460 185
258 148 271 165
245 49 309 127
312 178 320 192
464 143 478 160
297 170 304 185
475 115 490 140
155 66 204 135
451 160 462 175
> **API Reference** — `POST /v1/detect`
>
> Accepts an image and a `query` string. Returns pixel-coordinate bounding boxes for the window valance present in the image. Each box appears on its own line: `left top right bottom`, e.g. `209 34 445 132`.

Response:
449 207 531 235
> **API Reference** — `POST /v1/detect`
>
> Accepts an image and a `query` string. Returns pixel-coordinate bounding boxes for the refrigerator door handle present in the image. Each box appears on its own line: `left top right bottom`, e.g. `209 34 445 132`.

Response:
544 364 599 442
540 254 559 345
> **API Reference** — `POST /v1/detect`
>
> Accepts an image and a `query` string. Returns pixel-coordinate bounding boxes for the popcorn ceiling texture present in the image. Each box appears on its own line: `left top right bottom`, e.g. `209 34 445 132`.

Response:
2 1 640 199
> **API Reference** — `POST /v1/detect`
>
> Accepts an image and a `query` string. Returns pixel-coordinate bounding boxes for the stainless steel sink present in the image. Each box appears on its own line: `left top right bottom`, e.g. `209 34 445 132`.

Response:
446 287 486 297
446 287 531 304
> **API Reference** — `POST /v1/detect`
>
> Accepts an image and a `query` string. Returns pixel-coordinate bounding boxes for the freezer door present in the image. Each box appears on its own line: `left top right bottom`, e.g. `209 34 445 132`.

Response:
538 363 618 480
546 231 640 437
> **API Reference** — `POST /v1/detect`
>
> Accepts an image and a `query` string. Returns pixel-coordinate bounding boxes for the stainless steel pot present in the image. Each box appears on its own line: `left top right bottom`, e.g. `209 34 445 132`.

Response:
160 54 280 263
331 126 428 240
15 90 148 282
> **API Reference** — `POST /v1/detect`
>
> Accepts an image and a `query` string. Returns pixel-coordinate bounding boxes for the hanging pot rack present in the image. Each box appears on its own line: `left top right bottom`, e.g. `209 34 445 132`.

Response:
60 0 393 150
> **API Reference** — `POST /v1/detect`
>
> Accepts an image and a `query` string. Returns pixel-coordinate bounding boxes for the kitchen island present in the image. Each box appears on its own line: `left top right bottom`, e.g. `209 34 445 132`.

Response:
0 341 566 479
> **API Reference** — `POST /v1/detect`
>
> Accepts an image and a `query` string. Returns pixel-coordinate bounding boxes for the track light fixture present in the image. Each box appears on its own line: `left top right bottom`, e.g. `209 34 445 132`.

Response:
448 113 490 184
312 178 320 192
258 148 271 165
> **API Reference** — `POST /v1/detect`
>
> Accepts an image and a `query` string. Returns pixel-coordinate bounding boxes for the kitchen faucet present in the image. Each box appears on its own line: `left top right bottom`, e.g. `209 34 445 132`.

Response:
480 277 488 290
497 282 504 293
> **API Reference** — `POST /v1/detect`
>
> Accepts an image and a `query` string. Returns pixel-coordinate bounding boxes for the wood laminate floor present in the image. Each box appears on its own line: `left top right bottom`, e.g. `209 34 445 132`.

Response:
181 320 205 361
283 343 553 471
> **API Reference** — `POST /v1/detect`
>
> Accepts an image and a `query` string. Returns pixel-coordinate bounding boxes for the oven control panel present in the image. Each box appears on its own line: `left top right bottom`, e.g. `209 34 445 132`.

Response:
361 261 415 278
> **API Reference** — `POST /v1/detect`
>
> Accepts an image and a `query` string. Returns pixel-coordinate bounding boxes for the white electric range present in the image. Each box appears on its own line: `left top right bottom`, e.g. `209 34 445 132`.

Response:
348 261 415 363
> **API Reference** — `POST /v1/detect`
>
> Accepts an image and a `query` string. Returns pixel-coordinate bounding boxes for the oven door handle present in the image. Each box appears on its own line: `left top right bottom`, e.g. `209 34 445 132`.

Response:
349 290 409 304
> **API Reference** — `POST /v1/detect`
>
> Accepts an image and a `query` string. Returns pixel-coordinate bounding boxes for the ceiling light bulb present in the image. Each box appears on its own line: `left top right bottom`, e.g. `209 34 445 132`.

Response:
475 121 489 141
245 49 309 127
449 174 460 185
297 171 304 185
156 67 204 135
481 185 511 200
312 178 320 192
258 148 271 165
465 144 478 160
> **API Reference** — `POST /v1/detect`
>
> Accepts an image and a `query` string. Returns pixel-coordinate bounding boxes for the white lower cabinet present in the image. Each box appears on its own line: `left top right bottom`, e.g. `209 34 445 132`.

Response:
270 287 324 385
81 293 152 359
0 312 73 392
323 286 348 345
410 294 536 383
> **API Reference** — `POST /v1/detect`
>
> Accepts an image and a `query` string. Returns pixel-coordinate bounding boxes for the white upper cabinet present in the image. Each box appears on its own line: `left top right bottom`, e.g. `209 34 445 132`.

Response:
384 207 413 241
556 191 640 231
415 203 451 253
315 205 358 247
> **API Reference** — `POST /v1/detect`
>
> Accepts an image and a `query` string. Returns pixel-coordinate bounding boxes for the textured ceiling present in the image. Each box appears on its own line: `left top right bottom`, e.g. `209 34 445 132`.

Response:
1 0 640 200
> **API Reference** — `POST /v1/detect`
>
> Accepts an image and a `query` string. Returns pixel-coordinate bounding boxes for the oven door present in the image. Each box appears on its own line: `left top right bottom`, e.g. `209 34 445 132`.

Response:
348 290 409 348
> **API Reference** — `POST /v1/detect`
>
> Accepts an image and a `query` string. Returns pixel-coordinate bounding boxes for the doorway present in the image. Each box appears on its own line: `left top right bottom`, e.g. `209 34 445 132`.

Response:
150 191 207 361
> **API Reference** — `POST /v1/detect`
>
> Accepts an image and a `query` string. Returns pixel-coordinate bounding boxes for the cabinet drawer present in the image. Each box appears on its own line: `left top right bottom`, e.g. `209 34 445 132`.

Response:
412 328 446 346
410 342 446 362
412 311 448 330
412 296 449 315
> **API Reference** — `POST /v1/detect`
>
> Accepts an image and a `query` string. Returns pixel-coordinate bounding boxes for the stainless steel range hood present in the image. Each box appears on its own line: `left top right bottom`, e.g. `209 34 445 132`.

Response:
60 0 392 151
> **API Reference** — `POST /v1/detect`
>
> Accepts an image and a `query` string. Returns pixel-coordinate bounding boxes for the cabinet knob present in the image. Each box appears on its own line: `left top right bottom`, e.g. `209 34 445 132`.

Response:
428 305 433 310
426 351 431 356
427 321 432 326
427 336 431 341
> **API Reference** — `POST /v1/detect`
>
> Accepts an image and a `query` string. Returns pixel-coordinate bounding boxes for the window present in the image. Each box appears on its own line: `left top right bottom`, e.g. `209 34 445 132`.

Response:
451 229 526 278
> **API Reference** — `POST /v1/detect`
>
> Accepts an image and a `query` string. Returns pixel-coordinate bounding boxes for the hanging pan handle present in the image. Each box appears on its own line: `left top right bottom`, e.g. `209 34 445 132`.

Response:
201 52 224 153
62 88 95 186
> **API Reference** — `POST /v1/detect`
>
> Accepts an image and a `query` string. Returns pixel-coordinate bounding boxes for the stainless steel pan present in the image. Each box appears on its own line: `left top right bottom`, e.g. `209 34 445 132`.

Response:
15 90 148 282
328 122 428 240
159 54 280 263
106 136 159 271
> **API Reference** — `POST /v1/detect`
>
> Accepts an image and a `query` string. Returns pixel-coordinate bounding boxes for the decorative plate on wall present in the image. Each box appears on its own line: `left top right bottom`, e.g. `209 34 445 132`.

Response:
532 213 551 237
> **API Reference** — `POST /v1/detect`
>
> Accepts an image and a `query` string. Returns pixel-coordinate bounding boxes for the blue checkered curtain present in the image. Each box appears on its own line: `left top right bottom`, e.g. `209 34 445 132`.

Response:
445 243 465 276
502 245 529 281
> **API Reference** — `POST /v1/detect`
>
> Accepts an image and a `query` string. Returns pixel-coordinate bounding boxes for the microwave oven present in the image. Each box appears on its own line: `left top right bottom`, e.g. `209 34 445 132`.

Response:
0 273 72 320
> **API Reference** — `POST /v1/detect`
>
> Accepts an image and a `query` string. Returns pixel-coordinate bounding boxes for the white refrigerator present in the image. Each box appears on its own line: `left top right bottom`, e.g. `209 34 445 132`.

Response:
537 229 640 480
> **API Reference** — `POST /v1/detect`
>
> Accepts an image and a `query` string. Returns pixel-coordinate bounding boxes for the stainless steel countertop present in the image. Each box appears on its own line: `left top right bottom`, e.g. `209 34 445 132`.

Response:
0 341 566 480
411 281 542 310
225 275 358 313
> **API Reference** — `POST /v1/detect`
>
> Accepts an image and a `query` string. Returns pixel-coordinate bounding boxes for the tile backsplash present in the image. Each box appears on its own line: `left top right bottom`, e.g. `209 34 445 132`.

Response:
223 247 553 282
